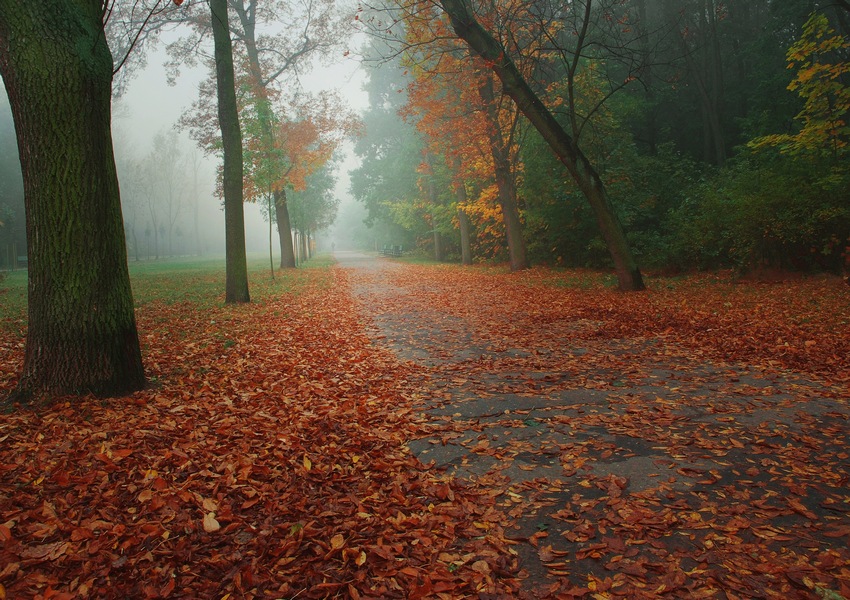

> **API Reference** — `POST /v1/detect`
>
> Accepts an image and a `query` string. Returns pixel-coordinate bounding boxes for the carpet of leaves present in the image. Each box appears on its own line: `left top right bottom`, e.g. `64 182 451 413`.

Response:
2 262 850 600
353 264 850 599
0 267 518 599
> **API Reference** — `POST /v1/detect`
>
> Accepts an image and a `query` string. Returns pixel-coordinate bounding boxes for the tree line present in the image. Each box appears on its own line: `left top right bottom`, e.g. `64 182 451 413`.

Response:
351 0 849 284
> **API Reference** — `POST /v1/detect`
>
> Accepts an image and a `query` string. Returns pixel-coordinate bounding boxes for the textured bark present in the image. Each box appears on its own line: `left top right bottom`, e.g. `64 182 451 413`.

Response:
211 0 250 303
478 74 528 272
0 0 145 401
440 0 644 290
275 189 296 268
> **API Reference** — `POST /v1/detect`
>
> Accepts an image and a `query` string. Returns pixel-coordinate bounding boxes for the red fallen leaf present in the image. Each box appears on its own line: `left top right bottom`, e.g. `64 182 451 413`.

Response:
470 560 491 574
823 525 850 538
160 576 176 597
70 527 93 542
41 589 74 600
528 530 548 547
786 497 818 521
330 533 345 550
0 524 12 543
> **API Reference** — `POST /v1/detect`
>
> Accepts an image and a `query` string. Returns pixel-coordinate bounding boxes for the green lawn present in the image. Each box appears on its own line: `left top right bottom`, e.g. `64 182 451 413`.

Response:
0 253 335 330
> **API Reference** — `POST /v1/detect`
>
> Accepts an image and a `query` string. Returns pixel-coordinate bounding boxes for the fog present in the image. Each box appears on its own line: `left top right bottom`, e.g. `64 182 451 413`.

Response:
112 34 370 259
0 26 371 265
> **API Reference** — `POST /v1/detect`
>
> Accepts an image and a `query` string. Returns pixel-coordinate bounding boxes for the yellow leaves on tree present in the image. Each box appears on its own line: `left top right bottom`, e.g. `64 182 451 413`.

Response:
749 12 850 159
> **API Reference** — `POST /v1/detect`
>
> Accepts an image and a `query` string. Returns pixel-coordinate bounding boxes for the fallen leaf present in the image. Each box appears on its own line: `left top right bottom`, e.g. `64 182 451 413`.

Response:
203 512 221 533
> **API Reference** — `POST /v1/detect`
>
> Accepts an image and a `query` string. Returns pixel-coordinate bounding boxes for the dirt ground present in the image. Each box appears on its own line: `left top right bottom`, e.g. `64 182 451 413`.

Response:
335 251 850 599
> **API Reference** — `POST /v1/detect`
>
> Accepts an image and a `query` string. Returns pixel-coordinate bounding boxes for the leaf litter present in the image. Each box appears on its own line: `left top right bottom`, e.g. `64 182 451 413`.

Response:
1 261 849 599
344 261 850 599
0 267 518 599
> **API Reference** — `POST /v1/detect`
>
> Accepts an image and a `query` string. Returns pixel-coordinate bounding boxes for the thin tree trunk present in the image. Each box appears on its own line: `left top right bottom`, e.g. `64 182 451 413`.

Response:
0 0 145 402
458 207 473 266
234 1 298 270
424 153 444 261
478 74 528 271
440 0 644 290
211 0 249 303
267 193 274 279
452 159 473 265
275 189 296 268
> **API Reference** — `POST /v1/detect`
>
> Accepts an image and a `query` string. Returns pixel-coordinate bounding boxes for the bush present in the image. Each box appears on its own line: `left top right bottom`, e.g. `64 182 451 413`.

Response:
666 151 850 274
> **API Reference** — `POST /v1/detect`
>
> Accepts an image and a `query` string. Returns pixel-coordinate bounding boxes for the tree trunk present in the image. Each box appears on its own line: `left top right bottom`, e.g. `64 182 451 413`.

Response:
0 0 145 402
210 0 250 303
478 74 528 271
458 207 472 266
440 0 645 291
275 189 296 268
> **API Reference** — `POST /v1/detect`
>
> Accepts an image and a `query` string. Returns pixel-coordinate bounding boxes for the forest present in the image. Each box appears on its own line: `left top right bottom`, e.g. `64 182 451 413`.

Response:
350 0 850 282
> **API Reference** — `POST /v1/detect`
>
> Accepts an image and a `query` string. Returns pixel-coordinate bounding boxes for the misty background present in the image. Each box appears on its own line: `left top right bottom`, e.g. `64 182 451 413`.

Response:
0 27 374 270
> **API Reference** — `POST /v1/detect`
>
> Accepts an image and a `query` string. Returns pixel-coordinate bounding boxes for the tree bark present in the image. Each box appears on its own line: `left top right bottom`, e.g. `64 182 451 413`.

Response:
275 189 296 268
439 0 645 291
424 153 445 261
0 0 145 401
458 208 472 265
210 0 250 303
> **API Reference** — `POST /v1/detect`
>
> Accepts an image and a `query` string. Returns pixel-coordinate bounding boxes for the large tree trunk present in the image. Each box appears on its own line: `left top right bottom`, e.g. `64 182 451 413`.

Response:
440 0 645 291
0 0 145 402
211 0 250 303
275 189 296 268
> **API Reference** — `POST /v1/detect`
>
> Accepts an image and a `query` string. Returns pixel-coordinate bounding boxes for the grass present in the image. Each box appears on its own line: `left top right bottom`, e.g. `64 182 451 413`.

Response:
0 253 336 330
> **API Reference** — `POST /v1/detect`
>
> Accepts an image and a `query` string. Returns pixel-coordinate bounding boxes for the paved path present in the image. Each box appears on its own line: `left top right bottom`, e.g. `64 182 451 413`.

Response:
334 251 850 599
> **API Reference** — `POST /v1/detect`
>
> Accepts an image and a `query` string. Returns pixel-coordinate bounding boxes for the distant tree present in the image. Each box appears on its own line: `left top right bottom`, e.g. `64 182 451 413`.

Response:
0 0 145 401
172 0 349 269
350 40 424 250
